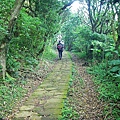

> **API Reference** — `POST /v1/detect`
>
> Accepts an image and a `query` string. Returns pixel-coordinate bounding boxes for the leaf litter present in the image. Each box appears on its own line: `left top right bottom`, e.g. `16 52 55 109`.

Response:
67 54 107 120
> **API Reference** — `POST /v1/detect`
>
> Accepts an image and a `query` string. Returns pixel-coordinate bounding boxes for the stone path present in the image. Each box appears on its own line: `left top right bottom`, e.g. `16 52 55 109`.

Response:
13 52 72 120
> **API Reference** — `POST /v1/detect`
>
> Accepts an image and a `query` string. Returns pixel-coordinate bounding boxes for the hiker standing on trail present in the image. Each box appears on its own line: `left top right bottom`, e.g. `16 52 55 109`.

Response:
57 40 64 60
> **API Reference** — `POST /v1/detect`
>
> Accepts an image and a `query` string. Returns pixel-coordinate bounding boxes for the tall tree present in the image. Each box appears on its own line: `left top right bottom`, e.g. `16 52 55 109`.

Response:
0 0 25 79
113 1 120 52
86 0 110 33
85 0 120 54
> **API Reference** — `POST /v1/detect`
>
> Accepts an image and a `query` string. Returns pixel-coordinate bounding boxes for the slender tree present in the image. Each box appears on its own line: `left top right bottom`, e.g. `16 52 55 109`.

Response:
86 0 110 33
0 0 25 79
114 2 120 51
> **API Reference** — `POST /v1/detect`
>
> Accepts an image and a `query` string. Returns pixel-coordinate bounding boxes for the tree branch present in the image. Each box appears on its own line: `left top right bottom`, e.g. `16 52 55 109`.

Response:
8 0 25 41
58 0 76 14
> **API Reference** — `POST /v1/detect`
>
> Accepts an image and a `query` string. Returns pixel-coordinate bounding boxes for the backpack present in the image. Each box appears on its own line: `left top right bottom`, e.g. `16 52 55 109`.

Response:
57 44 63 50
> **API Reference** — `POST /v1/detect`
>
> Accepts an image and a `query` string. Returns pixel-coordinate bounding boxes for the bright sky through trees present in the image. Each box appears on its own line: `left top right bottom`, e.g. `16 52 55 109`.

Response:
70 1 81 13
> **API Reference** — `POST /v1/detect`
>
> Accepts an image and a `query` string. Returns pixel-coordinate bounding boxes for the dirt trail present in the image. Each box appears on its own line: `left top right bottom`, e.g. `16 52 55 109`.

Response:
11 52 72 120
69 54 105 120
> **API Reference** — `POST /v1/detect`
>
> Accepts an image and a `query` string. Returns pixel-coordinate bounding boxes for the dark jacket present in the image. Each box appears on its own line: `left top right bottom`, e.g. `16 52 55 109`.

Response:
57 42 64 51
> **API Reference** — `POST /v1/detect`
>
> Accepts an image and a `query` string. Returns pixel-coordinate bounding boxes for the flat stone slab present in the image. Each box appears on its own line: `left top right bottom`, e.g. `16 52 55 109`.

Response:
20 105 34 111
30 115 42 120
15 111 34 118
38 108 62 116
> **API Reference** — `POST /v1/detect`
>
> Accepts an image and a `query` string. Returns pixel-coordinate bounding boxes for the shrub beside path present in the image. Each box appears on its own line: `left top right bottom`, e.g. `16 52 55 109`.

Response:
13 52 72 120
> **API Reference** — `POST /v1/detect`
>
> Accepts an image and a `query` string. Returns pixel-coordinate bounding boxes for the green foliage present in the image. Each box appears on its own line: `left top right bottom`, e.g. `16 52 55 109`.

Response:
59 100 79 120
87 59 120 101
87 59 120 119
0 78 26 118
106 60 120 83
73 51 87 59
5 8 46 75
6 41 22 75
0 0 14 44
24 57 39 66
42 46 57 61
7 55 21 74
0 0 14 22
16 10 45 55
0 26 7 43
73 26 115 61
62 14 81 51
105 43 119 60
59 64 80 120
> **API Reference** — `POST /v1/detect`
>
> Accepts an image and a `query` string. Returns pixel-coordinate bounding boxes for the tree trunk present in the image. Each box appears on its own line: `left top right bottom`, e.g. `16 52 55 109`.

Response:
111 4 117 43
0 44 6 79
0 0 25 79
115 7 120 53
8 0 25 40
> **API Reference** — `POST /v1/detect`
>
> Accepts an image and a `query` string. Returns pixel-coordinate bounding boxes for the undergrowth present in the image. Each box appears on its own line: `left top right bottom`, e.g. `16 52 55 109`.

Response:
73 51 87 59
42 47 57 61
59 100 79 120
0 77 26 118
87 59 120 119
0 46 56 118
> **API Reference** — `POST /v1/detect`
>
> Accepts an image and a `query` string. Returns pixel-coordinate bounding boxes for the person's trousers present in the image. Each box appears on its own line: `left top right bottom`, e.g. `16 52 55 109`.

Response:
58 50 63 59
